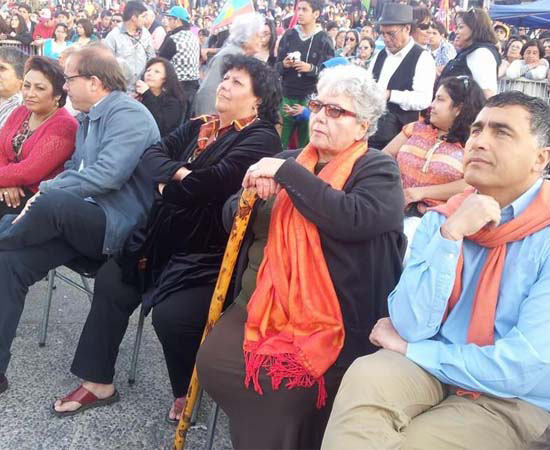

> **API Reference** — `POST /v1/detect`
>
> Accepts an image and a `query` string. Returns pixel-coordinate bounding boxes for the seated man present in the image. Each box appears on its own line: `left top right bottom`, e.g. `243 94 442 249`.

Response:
0 44 160 395
0 47 28 130
322 91 550 450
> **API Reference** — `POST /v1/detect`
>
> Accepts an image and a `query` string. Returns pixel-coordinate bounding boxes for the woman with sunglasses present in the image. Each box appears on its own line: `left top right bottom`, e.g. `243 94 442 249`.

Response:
336 29 359 59
438 8 500 98
411 5 431 47
197 64 406 450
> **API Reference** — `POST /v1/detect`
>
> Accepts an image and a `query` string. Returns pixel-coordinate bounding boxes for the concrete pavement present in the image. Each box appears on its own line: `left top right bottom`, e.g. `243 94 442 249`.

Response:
0 268 232 450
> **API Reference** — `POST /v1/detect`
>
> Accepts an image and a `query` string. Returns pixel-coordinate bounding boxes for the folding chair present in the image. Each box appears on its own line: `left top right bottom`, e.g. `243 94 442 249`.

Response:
39 257 145 384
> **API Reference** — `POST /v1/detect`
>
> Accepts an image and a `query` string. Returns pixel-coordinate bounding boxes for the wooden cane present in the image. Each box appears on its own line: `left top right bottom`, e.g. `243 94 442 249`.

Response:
173 188 258 450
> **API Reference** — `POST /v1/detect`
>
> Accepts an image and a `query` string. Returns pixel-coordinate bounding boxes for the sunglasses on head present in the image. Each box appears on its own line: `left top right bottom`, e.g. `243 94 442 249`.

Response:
308 99 357 119
455 75 470 90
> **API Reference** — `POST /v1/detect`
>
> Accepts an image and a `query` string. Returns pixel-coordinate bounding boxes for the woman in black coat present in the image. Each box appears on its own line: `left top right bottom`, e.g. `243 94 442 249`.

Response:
135 57 186 137
53 55 283 423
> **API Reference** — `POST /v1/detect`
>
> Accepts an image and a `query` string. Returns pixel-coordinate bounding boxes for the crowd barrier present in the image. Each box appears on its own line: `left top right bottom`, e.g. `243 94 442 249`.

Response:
0 39 42 56
498 77 549 102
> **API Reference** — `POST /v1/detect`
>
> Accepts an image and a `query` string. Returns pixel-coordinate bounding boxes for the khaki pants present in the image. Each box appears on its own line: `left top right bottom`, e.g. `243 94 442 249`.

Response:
322 350 550 450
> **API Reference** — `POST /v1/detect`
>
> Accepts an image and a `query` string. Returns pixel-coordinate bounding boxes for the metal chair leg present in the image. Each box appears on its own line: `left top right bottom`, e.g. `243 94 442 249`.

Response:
39 269 56 347
190 387 204 425
80 275 93 302
128 305 145 384
205 402 220 450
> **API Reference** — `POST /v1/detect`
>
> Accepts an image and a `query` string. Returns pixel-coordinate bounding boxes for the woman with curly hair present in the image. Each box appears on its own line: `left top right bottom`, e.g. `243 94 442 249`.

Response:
53 55 283 424
384 76 486 216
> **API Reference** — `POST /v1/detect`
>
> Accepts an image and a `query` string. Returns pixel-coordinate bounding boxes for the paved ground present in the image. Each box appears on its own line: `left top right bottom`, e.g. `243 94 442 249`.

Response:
0 268 232 450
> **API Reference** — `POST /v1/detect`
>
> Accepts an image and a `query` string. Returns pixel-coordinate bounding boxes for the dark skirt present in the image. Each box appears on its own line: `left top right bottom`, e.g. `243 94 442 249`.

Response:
196 304 346 450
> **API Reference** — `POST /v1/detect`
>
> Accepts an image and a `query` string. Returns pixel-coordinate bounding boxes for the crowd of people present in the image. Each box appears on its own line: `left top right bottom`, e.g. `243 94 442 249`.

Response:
0 0 549 448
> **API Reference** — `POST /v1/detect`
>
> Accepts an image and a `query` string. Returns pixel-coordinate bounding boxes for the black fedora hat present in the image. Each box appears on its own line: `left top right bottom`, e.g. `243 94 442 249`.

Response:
377 3 413 25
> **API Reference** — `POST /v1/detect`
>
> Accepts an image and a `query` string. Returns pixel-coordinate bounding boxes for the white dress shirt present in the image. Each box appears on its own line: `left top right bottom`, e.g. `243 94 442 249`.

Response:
367 38 436 111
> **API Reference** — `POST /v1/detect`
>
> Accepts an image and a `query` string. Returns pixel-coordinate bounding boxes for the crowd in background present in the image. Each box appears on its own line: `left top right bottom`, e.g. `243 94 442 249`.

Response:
0 0 549 449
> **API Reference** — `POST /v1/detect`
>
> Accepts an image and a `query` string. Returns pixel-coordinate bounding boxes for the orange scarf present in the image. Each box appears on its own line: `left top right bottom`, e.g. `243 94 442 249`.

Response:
432 181 550 398
243 141 368 408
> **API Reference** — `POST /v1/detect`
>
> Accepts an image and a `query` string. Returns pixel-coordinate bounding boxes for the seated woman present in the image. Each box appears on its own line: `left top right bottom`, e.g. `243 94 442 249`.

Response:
42 23 70 60
5 14 32 46
135 57 186 137
353 37 375 69
52 55 283 422
384 76 486 216
506 39 549 81
0 56 77 218
70 19 97 48
196 65 406 450
497 36 523 79
194 13 264 116
336 29 359 59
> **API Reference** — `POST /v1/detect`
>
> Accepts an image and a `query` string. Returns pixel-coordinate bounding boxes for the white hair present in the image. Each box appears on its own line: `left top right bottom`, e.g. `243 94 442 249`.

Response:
317 65 386 138
227 13 265 48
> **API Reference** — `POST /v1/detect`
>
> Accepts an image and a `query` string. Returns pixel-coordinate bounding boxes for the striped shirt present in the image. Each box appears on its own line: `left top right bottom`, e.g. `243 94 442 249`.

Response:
0 92 22 130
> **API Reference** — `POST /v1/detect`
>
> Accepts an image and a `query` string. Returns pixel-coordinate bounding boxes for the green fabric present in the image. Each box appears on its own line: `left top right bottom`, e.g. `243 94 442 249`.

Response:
234 162 326 307
234 196 276 307
280 96 309 149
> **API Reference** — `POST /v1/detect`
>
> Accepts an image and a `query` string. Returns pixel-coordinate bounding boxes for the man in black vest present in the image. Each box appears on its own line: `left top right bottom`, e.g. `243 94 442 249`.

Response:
367 3 436 150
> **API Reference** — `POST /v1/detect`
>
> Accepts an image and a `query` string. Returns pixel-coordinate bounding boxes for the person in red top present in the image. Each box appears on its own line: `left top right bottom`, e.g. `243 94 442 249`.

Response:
32 9 56 41
0 56 77 218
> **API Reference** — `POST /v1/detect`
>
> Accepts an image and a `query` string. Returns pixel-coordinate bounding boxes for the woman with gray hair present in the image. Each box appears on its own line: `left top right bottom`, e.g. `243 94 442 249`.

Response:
193 13 264 116
196 65 406 450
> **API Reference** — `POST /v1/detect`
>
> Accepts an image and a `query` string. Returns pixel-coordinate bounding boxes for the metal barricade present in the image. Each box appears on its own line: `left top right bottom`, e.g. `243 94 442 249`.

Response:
498 77 549 102
0 39 42 56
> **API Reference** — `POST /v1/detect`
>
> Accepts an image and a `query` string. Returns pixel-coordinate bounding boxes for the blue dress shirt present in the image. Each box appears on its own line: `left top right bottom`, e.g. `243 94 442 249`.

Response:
389 179 550 411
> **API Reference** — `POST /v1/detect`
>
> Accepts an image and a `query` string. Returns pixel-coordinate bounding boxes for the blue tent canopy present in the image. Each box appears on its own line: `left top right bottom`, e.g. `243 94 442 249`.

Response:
489 0 550 28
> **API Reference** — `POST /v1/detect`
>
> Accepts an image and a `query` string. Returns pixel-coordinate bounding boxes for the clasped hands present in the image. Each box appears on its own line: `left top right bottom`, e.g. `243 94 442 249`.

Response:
242 157 285 200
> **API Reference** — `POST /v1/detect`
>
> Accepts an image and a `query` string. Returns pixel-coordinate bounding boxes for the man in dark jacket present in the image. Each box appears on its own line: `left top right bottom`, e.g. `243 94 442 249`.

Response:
276 0 334 149
0 45 160 396
158 6 200 121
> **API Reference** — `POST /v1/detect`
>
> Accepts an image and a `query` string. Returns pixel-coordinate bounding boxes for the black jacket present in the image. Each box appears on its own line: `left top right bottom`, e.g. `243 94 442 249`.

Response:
224 148 406 368
276 27 335 99
120 117 282 310
140 90 184 137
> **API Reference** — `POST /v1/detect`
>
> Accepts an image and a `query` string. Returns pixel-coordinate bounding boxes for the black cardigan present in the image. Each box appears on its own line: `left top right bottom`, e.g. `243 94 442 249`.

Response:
122 117 282 310
140 90 184 137
224 148 406 368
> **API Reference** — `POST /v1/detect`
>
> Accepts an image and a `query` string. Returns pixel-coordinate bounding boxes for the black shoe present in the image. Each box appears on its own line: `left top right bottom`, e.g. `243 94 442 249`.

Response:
0 374 7 394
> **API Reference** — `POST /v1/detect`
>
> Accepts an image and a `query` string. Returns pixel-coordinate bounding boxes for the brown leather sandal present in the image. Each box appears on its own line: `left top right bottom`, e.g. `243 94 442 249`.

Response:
52 384 120 417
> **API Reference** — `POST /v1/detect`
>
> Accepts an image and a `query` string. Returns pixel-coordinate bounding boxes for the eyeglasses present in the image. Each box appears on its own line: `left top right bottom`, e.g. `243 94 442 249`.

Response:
359 45 371 50
63 74 89 83
308 99 357 119
379 27 404 39
112 18 122 23
417 22 430 30
345 36 356 41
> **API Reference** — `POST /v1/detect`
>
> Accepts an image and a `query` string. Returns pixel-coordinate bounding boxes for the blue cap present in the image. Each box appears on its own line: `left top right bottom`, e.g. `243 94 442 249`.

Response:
166 6 190 23
321 57 350 69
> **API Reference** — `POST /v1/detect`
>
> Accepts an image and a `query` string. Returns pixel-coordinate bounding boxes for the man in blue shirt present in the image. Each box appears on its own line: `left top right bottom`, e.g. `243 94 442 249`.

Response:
322 91 550 449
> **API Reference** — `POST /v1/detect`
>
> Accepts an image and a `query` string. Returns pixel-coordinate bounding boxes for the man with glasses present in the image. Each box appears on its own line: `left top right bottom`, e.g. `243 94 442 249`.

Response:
0 44 160 397
104 0 156 93
366 3 435 150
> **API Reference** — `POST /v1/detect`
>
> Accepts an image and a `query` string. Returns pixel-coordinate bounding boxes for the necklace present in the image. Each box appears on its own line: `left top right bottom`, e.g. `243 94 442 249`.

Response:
29 107 58 131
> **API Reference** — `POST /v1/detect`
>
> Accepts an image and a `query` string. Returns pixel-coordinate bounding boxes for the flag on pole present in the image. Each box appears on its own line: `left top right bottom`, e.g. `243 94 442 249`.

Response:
211 0 255 33
361 0 371 15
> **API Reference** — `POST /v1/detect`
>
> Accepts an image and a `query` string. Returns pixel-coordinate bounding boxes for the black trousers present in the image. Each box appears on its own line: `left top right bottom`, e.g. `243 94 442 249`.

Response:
197 304 346 450
0 189 106 374
71 257 215 397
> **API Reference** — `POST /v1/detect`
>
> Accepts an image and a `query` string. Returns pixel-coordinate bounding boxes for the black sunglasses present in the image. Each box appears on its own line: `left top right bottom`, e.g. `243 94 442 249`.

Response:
418 22 430 30
308 99 357 119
